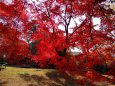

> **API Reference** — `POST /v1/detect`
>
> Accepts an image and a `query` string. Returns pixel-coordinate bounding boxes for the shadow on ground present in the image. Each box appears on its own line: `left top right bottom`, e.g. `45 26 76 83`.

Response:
0 80 7 86
19 73 46 86
19 71 78 86
45 71 78 86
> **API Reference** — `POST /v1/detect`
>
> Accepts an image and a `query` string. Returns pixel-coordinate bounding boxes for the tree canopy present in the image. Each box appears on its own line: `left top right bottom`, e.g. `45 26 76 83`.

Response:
0 0 115 85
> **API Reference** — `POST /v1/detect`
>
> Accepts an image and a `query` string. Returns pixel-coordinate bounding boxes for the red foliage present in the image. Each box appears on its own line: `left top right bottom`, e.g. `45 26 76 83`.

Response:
0 0 114 85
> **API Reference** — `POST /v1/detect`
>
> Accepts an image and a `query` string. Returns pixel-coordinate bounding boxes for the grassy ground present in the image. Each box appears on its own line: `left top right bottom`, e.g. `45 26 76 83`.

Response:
0 66 76 86
0 66 115 86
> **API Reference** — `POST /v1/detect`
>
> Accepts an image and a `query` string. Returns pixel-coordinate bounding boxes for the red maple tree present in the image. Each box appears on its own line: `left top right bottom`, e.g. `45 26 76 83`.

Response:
0 0 114 85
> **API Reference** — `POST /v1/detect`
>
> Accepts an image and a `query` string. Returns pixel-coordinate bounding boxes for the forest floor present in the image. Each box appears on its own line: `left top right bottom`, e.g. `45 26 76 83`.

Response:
0 66 115 86
0 66 76 86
